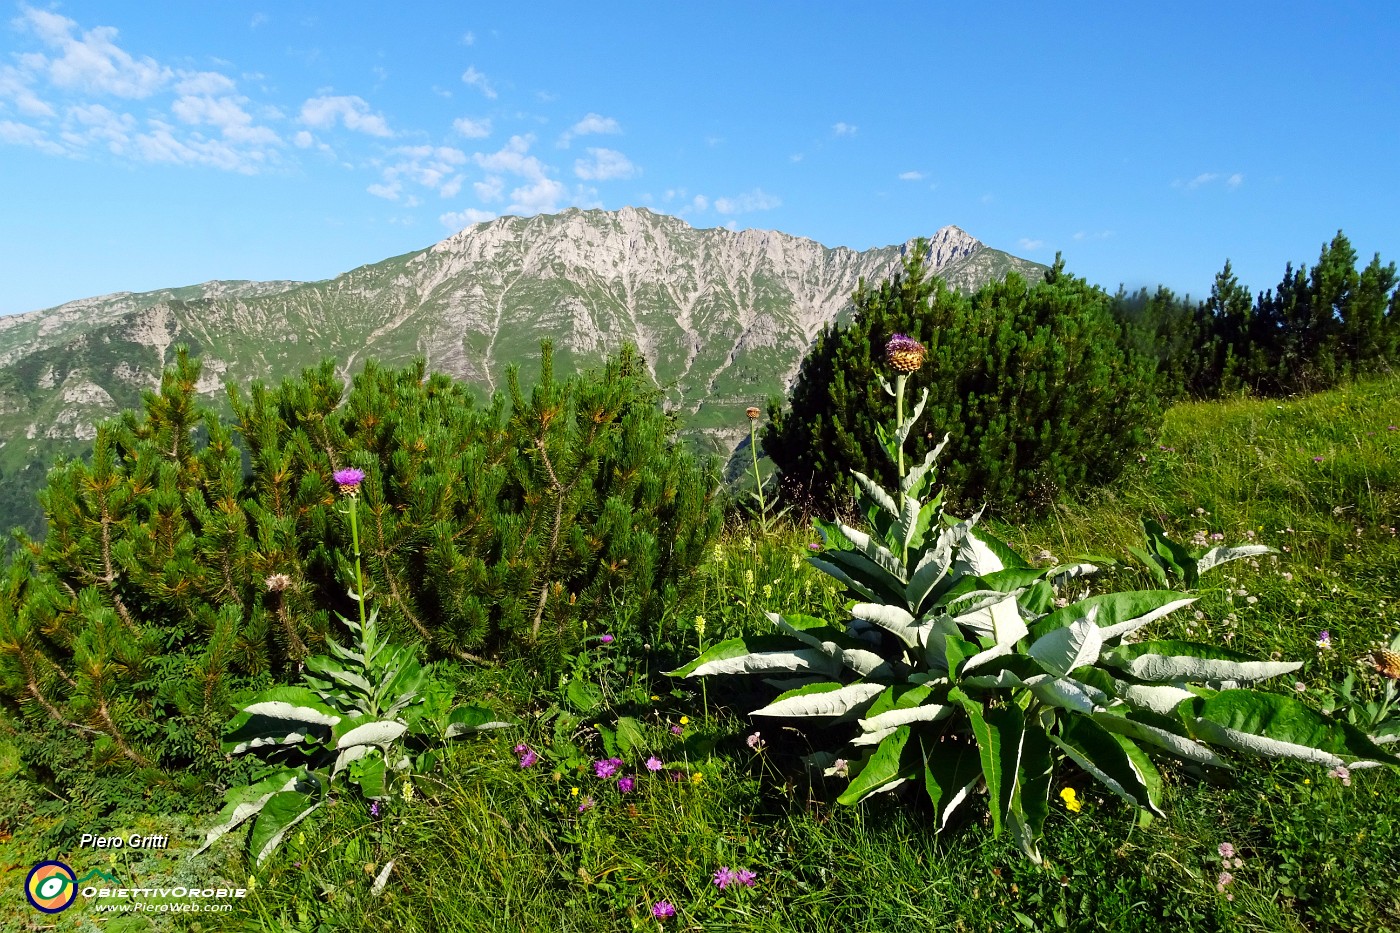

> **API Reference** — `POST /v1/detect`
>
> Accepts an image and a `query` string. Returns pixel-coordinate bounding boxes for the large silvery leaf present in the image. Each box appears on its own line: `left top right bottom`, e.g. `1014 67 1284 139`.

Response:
850 470 900 522
1187 690 1400 767
1029 591 1194 642
808 552 906 605
754 681 884 719
1092 710 1227 766
1028 612 1102 678
1120 683 1198 716
952 592 1026 647
901 435 949 497
850 602 920 648
664 635 842 678
907 543 954 613
1197 544 1275 574
836 521 907 583
859 702 953 733
952 528 1005 578
1029 676 1103 714
1103 641 1300 683
335 719 409 750
223 687 344 754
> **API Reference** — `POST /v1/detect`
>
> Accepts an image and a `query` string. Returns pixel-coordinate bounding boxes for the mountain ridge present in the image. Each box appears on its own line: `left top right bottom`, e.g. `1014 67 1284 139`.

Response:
0 207 1045 538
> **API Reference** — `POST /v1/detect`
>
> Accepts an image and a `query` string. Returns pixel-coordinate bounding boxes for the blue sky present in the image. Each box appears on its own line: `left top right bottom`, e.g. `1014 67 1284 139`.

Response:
1 1 1397 316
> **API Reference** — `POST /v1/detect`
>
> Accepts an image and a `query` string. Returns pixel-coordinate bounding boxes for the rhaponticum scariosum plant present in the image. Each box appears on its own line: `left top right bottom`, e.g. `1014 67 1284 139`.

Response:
196 469 508 865
668 334 1400 863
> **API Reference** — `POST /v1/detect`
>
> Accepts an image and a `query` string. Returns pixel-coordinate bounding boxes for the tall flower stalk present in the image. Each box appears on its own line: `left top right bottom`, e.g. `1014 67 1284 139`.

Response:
335 467 369 627
744 406 788 536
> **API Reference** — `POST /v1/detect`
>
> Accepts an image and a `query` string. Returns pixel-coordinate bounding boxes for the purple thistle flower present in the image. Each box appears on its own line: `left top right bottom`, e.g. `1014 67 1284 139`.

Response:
670 724 683 736
599 634 614 644
735 869 757 887
519 750 539 768
618 776 635 793
333 467 366 493
652 901 676 919
577 796 594 813
594 757 623 779
807 542 821 551
1313 456 1325 462
645 756 663 772
713 867 736 890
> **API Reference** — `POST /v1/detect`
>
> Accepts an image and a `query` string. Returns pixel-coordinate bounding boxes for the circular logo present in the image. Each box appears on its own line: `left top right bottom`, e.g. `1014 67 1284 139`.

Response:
25 861 78 913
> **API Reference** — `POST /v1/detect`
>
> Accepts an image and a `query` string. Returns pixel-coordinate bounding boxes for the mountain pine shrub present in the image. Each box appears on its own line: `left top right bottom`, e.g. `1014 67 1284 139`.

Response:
0 342 719 800
762 243 1163 518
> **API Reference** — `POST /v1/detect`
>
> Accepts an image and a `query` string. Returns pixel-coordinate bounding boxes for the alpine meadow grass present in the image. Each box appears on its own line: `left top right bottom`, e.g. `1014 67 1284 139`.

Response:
4 376 1398 933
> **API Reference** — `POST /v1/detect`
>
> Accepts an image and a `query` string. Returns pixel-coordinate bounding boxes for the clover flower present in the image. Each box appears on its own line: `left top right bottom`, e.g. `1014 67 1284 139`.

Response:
653 901 676 919
884 334 927 373
670 724 683 736
594 757 623 779
1218 842 1235 859
333 467 366 495
645 756 663 772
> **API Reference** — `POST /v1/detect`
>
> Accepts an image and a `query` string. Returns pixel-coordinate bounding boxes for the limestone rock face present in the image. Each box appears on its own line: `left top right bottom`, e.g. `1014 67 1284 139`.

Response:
0 208 1044 464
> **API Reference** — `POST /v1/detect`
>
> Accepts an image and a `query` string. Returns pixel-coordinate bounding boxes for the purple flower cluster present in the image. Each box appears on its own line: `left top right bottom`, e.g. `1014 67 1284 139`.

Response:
617 776 635 794
514 744 539 768
594 757 623 779
652 900 676 919
713 867 757 890
645 756 663 772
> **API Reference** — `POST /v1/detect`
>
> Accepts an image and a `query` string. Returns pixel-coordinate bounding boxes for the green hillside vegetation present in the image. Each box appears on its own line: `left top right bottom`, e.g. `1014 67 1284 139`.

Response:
2 243 1398 932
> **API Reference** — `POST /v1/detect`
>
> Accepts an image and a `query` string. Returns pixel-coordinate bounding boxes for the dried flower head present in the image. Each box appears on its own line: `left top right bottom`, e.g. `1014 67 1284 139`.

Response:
265 573 292 593
884 333 927 373
1371 647 1400 679
746 406 761 420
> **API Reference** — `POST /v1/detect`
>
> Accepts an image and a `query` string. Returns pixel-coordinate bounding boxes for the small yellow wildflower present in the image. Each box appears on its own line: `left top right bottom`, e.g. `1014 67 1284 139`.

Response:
650 695 660 701
680 716 690 725
1304 778 1311 785
571 787 579 797
1059 787 1082 813
691 772 704 785
694 615 706 637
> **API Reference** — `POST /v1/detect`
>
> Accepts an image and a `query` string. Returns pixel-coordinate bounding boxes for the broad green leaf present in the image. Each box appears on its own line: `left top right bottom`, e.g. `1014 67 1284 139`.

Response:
1016 723 1054 859
1103 641 1301 683
250 791 322 866
444 704 511 738
850 469 899 522
194 770 302 855
1120 683 1198 716
950 688 1009 836
953 528 1005 578
901 435 949 497
984 703 1027 839
1028 676 1103 714
808 553 905 605
920 736 984 831
614 716 648 756
952 592 1027 648
1127 545 1169 588
566 678 604 712
1188 690 1400 767
964 527 1030 570
1051 717 1161 816
863 683 934 720
754 681 884 719
836 521 908 583
859 701 953 733
838 725 917 804
1029 591 1196 642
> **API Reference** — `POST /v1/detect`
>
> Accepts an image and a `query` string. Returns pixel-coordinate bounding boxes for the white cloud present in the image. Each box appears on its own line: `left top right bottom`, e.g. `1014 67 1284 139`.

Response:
174 71 236 96
573 147 635 180
250 13 268 28
461 66 496 99
293 130 314 148
461 31 476 46
372 145 468 198
171 93 279 145
1017 238 1046 251
441 207 495 229
714 188 781 215
0 118 63 154
16 7 171 98
507 176 568 213
132 118 270 173
832 122 857 137
0 64 54 117
1227 172 1244 188
452 116 492 138
299 95 392 137
692 194 708 211
898 171 924 181
1072 230 1115 241
557 112 620 147
474 175 504 201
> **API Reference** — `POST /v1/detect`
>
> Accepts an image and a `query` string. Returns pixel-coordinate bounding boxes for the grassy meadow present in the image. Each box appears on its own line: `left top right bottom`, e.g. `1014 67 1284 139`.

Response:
6 375 1399 933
